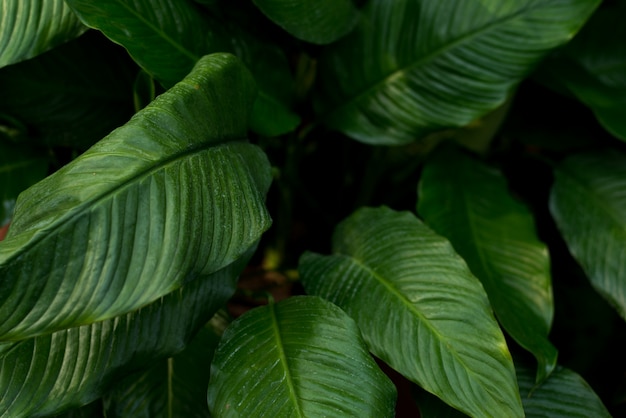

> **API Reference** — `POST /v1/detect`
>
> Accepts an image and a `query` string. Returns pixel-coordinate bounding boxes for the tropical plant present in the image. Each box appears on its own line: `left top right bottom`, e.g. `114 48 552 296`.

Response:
0 0 625 417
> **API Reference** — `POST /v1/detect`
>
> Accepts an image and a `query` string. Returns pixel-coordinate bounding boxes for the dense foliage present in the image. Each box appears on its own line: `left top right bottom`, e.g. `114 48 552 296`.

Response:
1 0 625 416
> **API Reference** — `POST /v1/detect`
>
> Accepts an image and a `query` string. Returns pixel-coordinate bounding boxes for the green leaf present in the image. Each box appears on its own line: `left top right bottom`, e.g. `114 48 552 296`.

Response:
517 363 611 417
252 0 359 44
299 207 523 417
550 149 626 320
316 0 600 145
0 31 136 148
417 147 557 383
0 0 86 67
0 53 272 341
0 255 247 417
536 2 626 141
207 296 397 417
66 0 300 136
103 322 223 417
0 142 48 225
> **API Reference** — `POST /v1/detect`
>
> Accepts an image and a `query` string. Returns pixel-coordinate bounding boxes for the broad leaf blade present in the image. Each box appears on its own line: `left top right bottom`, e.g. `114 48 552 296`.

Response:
300 207 523 417
418 148 557 382
0 0 86 67
0 53 272 341
252 0 358 44
550 149 626 320
517 364 611 417
316 0 599 145
0 256 246 417
207 296 397 417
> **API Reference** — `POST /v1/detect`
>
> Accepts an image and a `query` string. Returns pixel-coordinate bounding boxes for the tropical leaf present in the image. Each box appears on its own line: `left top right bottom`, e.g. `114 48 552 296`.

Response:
550 149 626 320
299 207 523 417
0 53 272 341
66 0 300 136
0 255 247 417
316 0 600 145
0 142 48 225
536 2 626 141
0 31 136 148
517 363 611 417
102 321 223 417
0 0 86 68
252 0 359 44
207 296 397 417
417 147 557 382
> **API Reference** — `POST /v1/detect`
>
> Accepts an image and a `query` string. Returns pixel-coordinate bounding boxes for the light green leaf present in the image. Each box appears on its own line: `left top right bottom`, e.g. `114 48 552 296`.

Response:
0 142 48 225
300 207 523 417
0 53 272 341
517 363 611 417
418 147 557 383
207 295 397 418
550 149 626 320
0 31 136 149
0 0 86 68
65 0 300 136
0 256 247 417
316 0 599 145
252 0 358 44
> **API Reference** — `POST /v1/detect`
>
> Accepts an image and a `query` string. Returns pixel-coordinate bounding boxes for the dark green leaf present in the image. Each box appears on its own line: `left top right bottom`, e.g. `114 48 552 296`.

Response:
207 296 397 417
0 31 136 148
0 53 272 341
0 255 247 417
300 207 523 417
0 0 86 67
316 0 599 145
550 149 626 320
418 147 557 382
252 0 358 44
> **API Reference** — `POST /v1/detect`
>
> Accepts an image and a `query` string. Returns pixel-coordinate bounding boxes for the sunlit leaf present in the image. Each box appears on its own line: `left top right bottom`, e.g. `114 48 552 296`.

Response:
300 207 523 417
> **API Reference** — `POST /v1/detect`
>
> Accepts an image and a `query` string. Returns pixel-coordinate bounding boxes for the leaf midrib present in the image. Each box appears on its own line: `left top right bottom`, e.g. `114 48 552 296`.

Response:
329 3 534 116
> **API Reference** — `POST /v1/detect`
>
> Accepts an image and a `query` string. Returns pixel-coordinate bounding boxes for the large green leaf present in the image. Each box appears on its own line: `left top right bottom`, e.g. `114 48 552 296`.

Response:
517 364 611 417
0 31 136 148
550 149 626 320
316 0 599 145
65 0 300 136
252 0 358 44
299 207 523 417
536 2 626 141
0 255 247 417
0 0 86 68
0 142 48 225
207 296 397 417
0 53 272 341
417 147 557 382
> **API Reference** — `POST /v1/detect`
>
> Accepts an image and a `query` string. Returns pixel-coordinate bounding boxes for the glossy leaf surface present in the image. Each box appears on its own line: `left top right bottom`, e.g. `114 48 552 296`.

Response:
0 0 86 67
300 207 523 417
550 150 626 320
66 0 300 136
317 0 599 145
0 53 272 341
207 296 397 417
252 0 358 44
418 148 556 382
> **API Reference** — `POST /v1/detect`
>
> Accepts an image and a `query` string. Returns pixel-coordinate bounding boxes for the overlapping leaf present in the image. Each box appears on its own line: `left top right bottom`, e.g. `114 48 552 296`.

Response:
0 0 86 68
252 0 358 44
66 0 300 136
300 207 523 417
418 147 557 382
316 0 600 145
0 53 272 341
0 256 247 417
207 296 397 417
550 149 626 320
